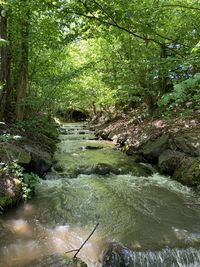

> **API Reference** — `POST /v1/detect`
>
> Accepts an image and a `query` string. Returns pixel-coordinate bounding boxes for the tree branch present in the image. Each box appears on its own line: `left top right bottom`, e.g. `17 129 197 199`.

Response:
49 0 189 49
65 223 99 259
89 0 118 25
74 11 162 45
161 4 200 11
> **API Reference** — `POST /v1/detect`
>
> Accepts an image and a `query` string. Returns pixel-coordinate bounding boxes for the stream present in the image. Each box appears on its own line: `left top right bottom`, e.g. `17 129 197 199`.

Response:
1 123 200 266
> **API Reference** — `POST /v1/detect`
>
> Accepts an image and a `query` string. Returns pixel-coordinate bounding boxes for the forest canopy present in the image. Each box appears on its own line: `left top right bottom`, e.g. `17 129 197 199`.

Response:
0 0 200 121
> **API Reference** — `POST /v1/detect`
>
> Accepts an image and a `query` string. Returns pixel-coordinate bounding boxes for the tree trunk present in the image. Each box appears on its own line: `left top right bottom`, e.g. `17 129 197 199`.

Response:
159 44 168 95
15 16 29 121
0 14 9 120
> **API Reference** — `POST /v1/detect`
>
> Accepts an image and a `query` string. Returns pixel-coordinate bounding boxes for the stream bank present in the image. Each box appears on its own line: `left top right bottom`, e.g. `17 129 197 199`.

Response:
93 111 200 186
0 118 59 211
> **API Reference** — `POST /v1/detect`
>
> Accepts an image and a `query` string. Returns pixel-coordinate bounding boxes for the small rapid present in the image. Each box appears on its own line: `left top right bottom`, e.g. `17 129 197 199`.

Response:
1 123 200 267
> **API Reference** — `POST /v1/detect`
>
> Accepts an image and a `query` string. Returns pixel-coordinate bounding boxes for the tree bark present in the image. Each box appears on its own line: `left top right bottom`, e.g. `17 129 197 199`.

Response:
0 14 9 120
15 16 29 121
159 43 168 95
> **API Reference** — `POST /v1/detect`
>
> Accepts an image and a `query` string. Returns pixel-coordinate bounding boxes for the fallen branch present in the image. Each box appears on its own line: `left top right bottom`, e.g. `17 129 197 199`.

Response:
66 223 99 258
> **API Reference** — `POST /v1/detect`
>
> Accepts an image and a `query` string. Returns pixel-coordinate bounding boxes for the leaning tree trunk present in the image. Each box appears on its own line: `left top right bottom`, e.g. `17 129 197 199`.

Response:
159 43 168 95
0 13 9 120
15 17 29 121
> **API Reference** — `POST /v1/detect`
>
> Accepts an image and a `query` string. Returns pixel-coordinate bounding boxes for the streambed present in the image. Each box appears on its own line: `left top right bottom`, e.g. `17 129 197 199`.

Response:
1 123 200 267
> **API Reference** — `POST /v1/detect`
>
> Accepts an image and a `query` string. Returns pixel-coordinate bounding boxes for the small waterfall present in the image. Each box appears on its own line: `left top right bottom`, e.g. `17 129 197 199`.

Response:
103 244 200 267
126 247 200 267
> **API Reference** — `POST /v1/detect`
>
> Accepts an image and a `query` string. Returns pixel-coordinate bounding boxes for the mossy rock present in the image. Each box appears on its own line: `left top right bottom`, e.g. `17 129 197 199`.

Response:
0 172 22 210
103 242 134 267
158 150 185 175
173 129 200 157
54 163 65 173
24 254 87 267
140 134 169 163
0 143 31 164
72 161 152 177
173 156 200 186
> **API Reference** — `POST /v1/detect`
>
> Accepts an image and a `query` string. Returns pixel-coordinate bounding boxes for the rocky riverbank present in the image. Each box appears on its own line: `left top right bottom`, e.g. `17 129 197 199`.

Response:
0 119 59 211
93 110 200 186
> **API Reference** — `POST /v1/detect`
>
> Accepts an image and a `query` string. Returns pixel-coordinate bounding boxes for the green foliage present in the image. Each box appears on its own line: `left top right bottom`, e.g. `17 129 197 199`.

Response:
0 196 12 208
158 73 200 109
0 134 14 142
6 160 23 178
1 0 200 120
0 38 9 47
21 173 39 199
14 117 58 140
1 161 39 200
0 133 22 142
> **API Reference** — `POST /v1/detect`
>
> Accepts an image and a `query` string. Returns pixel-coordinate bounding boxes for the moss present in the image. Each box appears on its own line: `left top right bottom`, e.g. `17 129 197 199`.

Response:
64 257 87 267
141 134 169 163
0 143 31 164
0 195 13 207
24 254 87 267
187 157 200 182
173 156 200 186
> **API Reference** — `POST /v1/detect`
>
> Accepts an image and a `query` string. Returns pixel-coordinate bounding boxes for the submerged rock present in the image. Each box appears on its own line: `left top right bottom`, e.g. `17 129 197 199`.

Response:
80 145 103 150
92 163 120 175
54 163 65 173
103 242 134 267
75 163 121 176
73 162 152 177
23 254 87 267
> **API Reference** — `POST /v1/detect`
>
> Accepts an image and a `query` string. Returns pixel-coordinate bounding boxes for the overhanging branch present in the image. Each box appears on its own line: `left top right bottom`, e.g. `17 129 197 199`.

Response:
161 4 200 11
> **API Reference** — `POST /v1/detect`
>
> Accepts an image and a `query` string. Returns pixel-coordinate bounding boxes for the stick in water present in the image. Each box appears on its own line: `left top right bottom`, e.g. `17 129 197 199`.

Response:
66 223 99 259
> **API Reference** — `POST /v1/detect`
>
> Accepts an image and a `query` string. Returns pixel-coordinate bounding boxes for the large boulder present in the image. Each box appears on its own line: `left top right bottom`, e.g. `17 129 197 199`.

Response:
0 143 31 165
172 129 200 157
140 134 169 163
173 156 200 186
23 145 52 177
28 153 52 177
158 150 185 175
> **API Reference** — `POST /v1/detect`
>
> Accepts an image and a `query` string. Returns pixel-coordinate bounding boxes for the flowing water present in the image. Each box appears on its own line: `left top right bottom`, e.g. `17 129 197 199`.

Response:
1 123 200 266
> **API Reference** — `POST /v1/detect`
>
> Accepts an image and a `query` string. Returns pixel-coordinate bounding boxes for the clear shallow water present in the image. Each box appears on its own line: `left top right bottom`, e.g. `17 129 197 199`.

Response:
1 123 200 267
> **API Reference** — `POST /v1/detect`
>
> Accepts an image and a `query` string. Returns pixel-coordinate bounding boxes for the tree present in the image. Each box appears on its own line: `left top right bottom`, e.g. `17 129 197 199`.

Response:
0 3 10 120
